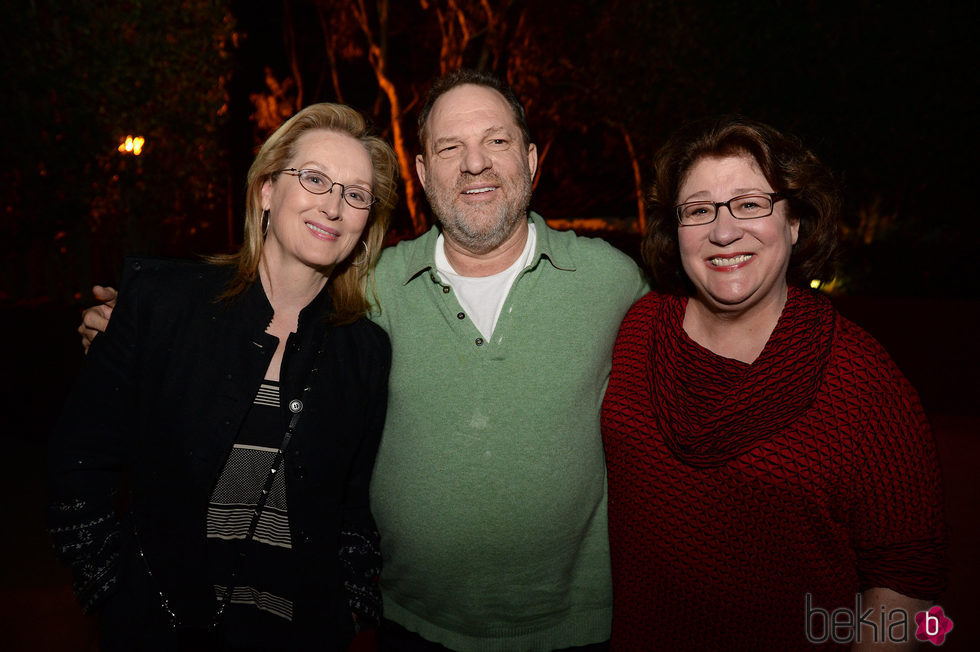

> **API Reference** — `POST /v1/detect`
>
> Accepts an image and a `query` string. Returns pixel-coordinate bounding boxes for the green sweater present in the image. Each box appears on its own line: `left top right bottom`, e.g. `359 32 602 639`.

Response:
369 213 648 651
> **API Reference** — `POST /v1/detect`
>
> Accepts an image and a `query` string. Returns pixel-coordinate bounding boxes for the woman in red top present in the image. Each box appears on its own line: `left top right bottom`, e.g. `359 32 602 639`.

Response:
601 116 948 650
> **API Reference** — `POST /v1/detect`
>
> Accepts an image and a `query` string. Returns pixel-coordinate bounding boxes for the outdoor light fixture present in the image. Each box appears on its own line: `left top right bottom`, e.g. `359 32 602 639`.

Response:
117 135 145 156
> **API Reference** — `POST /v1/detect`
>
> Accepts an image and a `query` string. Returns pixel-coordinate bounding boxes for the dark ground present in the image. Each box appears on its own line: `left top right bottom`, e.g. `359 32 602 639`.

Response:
1 297 976 650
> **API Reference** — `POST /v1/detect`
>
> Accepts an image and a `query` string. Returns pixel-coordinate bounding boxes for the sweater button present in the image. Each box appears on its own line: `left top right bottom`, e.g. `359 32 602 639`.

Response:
457 312 465 320
442 286 451 294
475 337 484 346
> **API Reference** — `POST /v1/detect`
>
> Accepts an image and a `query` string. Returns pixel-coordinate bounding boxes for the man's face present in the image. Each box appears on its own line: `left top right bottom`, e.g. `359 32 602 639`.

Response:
416 84 538 255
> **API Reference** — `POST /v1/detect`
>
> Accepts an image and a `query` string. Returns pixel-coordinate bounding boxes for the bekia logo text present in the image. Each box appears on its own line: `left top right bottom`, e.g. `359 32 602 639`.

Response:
805 594 953 646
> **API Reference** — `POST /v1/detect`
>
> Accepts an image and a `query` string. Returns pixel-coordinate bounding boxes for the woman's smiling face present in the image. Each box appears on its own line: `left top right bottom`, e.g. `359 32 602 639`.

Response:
677 153 799 316
261 129 374 275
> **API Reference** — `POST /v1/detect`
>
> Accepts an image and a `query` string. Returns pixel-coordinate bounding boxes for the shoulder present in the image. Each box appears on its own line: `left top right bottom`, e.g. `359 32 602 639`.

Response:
825 312 927 424
375 239 412 271
532 218 649 312
370 229 439 326
618 291 673 335
824 313 939 498
539 220 641 278
120 256 229 301
329 317 392 383
831 314 909 390
625 290 671 318
375 229 436 281
121 255 215 281
112 258 241 339
334 316 390 353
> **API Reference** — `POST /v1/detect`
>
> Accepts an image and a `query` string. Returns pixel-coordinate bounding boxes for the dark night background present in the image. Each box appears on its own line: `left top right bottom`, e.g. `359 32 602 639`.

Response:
3 0 978 301
1 1 977 649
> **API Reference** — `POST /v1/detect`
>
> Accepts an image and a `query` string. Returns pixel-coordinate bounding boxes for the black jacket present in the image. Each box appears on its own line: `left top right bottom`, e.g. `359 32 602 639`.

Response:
48 258 391 650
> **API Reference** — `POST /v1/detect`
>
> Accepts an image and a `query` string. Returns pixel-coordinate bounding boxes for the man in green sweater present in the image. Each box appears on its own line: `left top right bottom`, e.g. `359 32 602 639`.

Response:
78 70 648 651
369 70 647 651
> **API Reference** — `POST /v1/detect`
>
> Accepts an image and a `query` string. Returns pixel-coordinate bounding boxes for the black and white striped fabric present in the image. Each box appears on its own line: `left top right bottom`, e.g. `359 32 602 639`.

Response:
206 380 296 633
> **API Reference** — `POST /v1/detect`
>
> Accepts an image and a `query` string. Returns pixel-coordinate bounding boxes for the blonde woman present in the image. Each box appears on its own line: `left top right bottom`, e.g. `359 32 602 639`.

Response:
49 103 397 651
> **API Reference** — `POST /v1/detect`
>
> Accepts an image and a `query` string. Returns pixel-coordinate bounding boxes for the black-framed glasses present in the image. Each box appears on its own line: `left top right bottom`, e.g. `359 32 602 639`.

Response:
675 192 784 226
278 168 376 210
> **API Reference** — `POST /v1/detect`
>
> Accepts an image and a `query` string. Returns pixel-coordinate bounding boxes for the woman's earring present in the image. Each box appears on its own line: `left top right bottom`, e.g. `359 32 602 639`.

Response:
261 210 270 237
350 241 369 267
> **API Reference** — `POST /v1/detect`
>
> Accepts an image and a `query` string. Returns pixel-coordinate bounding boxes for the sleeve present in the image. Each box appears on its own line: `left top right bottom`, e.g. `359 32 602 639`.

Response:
599 238 649 306
337 326 391 627
605 242 650 311
365 260 391 334
46 262 144 612
848 350 950 601
631 264 652 303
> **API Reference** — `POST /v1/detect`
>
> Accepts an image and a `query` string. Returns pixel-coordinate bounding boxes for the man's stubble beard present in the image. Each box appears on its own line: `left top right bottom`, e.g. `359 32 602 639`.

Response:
426 168 533 256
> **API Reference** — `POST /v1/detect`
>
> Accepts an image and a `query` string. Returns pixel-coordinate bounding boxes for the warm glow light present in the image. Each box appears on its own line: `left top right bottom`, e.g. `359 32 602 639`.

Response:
117 135 145 156
810 279 822 289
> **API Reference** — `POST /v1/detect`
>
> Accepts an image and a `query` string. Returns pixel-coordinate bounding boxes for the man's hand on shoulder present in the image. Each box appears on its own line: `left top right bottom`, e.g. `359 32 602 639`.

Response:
79 285 118 353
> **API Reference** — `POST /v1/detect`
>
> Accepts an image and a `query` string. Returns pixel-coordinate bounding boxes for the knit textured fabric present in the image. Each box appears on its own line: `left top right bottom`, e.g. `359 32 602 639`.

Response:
601 287 949 650
654 285 836 467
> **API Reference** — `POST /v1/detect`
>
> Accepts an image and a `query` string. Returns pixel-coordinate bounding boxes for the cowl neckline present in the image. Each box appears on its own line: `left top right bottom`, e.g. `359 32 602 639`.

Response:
650 286 837 468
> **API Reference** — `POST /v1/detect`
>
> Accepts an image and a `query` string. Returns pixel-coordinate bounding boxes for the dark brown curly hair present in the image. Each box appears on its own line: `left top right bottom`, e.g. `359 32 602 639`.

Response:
642 116 840 295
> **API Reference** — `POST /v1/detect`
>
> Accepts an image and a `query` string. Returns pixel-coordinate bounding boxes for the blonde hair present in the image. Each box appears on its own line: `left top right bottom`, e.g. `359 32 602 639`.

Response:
212 103 397 324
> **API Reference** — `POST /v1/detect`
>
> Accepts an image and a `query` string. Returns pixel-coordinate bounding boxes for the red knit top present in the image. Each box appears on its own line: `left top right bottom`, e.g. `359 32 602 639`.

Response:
600 288 948 650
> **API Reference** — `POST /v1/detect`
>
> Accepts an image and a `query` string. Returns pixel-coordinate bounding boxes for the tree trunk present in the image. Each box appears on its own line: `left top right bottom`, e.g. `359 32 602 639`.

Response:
282 0 304 108
355 0 426 234
316 6 345 103
377 69 426 234
617 122 645 235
